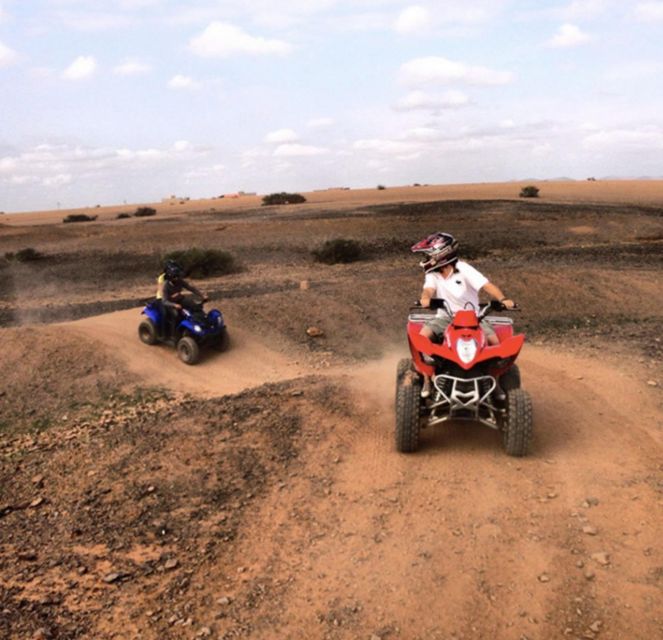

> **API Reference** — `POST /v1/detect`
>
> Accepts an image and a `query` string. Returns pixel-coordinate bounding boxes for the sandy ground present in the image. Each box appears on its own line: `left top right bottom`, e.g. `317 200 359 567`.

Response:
3 179 663 226
1 183 662 639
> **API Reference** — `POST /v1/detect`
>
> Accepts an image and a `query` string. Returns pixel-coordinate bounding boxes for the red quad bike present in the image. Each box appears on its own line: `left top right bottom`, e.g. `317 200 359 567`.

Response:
395 299 533 456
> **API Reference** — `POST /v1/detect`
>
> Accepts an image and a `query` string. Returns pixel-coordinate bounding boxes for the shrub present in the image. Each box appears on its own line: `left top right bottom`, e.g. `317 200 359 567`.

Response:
312 238 363 264
134 206 157 217
377 184 386 190
163 248 238 278
519 185 540 198
116 212 131 219
262 192 306 206
12 248 43 262
63 214 97 223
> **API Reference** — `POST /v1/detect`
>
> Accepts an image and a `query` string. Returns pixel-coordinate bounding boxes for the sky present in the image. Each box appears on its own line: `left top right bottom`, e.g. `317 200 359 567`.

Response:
1 0 663 212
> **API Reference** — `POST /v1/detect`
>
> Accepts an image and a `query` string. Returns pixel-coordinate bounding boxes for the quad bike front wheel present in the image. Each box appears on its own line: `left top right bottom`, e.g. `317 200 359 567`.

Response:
138 319 157 345
503 388 533 456
500 364 521 391
395 368 422 453
213 327 230 352
177 336 200 365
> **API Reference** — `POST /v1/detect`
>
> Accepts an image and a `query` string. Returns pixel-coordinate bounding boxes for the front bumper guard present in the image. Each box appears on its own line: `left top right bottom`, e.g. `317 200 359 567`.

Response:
427 374 503 430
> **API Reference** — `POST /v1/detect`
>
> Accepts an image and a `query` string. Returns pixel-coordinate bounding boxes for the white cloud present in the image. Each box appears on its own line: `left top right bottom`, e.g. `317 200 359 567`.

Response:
353 138 422 155
582 126 663 150
189 21 293 58
394 5 431 34
307 117 335 128
265 128 299 143
62 56 97 80
400 56 514 86
113 59 152 76
556 0 610 20
167 74 201 90
547 24 593 48
0 39 17 67
173 140 193 152
395 89 470 111
43 173 73 187
58 11 135 31
634 2 663 20
273 143 329 157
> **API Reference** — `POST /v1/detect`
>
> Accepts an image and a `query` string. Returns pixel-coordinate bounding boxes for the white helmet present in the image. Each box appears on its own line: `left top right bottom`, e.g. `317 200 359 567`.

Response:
411 232 459 273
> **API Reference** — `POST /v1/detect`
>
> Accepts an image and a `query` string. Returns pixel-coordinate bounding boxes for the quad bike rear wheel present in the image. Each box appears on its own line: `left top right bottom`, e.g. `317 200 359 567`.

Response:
138 319 157 345
395 369 422 453
177 336 200 365
503 388 533 456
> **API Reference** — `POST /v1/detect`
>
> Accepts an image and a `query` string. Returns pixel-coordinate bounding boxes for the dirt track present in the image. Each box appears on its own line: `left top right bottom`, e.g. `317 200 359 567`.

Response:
1 186 662 639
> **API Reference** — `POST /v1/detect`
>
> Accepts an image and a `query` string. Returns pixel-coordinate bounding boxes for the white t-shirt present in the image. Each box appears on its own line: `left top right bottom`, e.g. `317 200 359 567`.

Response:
423 261 489 313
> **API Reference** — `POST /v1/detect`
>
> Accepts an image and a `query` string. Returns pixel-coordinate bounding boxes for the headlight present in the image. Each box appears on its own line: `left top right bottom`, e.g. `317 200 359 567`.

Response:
193 325 203 333
456 337 477 364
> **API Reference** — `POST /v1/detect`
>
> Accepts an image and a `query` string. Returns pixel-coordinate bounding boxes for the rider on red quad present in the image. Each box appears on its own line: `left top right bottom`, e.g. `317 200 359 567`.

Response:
412 232 515 398
157 260 208 338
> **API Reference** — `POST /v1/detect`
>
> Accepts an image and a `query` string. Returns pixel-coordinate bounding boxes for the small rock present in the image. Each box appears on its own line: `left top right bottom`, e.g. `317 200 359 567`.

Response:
217 596 232 606
582 525 598 536
589 621 602 633
164 558 179 571
32 475 45 487
18 551 38 561
299 280 310 290
306 326 324 338
576 560 584 568
29 497 45 508
584 569 596 580
647 380 658 387
591 552 610 566
586 497 600 506
538 573 550 583
290 390 304 397
196 627 212 638
103 572 121 584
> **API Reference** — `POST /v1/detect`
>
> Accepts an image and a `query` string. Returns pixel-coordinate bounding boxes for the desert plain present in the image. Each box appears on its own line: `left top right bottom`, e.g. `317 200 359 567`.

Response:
1 180 662 639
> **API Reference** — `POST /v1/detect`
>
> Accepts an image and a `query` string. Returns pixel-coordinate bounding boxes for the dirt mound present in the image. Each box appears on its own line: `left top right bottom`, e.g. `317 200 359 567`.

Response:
1 312 662 639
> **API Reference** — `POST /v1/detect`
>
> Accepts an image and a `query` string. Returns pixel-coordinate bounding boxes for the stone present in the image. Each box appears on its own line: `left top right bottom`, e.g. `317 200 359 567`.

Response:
582 525 598 536
591 552 610 566
164 558 179 570
538 573 550 583
647 380 658 387
306 326 324 338
103 572 121 584
30 497 45 508
584 569 596 580
217 596 232 606
589 621 602 632
196 628 212 638
585 497 600 506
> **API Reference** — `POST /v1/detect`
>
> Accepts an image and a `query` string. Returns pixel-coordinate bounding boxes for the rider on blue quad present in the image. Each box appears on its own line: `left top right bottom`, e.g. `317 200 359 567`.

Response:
157 260 208 339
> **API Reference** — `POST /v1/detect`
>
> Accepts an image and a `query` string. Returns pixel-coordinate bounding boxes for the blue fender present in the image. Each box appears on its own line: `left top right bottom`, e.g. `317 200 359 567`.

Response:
208 309 225 329
142 302 161 325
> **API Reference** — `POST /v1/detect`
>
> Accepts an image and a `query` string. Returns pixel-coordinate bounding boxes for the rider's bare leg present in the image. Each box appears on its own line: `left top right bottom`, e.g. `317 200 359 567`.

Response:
419 325 435 398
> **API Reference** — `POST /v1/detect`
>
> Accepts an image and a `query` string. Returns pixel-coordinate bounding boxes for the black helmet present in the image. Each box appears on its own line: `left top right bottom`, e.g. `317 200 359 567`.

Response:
164 260 184 281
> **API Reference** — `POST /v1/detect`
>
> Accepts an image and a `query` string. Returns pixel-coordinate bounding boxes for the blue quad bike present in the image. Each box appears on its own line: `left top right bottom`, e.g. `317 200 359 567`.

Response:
138 296 229 365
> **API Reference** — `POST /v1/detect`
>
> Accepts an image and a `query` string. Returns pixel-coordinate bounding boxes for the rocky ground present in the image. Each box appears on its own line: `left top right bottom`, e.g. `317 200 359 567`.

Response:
1 190 662 639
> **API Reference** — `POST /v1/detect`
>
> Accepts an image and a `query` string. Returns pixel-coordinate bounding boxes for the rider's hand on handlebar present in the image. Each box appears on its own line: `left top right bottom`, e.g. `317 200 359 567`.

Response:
501 298 516 310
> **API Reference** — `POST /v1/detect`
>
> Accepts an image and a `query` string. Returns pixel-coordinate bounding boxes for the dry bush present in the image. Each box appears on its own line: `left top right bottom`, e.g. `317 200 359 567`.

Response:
63 214 97 223
519 185 540 198
262 192 306 206
312 239 363 264
163 248 238 278
134 207 157 217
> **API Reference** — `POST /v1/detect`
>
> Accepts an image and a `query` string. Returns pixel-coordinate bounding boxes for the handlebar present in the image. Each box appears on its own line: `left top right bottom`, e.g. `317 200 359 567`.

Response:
412 298 520 319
